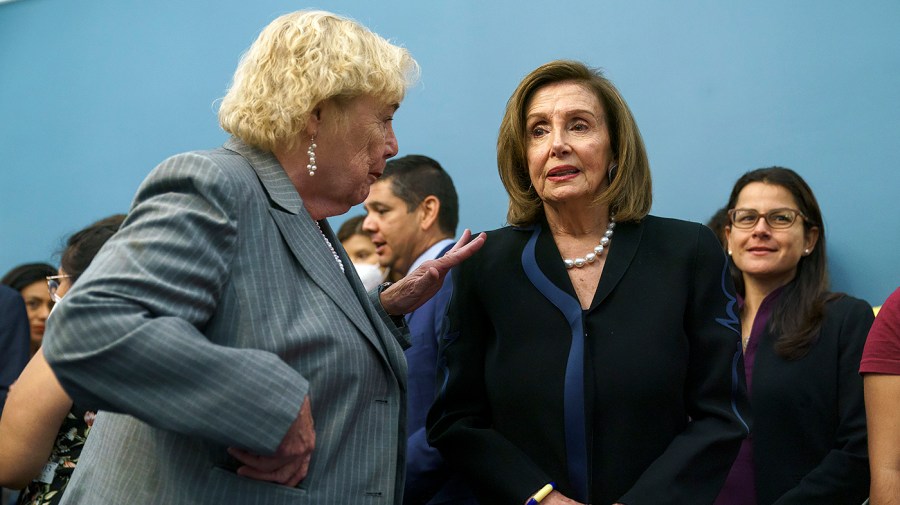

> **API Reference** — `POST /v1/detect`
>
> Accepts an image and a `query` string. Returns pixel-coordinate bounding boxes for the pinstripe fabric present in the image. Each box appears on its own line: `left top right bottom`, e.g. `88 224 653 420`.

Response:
43 138 409 504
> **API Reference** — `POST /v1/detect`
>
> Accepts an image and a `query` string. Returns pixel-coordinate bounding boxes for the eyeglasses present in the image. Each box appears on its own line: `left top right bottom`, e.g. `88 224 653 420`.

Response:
46 274 71 303
728 208 806 230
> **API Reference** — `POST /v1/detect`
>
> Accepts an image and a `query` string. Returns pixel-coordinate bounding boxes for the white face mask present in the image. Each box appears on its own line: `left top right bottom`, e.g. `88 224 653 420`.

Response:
353 262 386 291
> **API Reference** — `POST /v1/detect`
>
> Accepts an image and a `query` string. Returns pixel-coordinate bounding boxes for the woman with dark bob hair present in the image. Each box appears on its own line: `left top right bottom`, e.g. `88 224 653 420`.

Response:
714 167 872 505
428 60 750 505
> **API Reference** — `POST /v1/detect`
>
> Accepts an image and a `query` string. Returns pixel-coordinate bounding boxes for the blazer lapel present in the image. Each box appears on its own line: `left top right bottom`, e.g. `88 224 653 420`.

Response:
325 219 408 387
223 138 391 363
531 216 643 311
590 218 642 309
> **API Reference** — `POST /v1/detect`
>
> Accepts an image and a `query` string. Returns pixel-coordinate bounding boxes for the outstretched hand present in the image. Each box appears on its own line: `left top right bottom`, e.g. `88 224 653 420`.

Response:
227 395 316 487
379 229 486 315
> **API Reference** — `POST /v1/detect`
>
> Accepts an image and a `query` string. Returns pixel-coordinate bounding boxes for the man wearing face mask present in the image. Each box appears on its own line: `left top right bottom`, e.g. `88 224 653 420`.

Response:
363 155 475 505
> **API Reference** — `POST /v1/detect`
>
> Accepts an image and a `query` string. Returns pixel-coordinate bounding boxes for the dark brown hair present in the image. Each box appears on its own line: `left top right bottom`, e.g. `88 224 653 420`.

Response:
60 214 126 283
726 167 836 359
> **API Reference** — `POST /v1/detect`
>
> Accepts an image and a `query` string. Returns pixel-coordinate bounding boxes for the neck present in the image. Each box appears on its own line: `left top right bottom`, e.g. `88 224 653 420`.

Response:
544 202 611 237
742 275 792 316
273 145 341 221
396 233 452 277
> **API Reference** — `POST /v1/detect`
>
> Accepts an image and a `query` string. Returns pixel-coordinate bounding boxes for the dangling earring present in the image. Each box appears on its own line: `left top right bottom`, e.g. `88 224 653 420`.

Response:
608 163 618 184
307 136 317 176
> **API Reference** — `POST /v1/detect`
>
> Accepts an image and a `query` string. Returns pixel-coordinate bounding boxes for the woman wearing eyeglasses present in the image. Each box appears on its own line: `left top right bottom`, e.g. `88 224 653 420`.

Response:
0 214 123 505
714 167 872 505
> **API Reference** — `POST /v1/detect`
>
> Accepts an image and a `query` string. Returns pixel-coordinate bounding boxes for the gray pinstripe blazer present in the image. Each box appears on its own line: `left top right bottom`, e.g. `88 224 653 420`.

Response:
44 138 410 504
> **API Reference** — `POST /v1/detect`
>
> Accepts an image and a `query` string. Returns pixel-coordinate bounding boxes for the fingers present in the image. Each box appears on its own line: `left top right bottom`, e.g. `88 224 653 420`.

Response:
435 231 486 270
227 447 311 486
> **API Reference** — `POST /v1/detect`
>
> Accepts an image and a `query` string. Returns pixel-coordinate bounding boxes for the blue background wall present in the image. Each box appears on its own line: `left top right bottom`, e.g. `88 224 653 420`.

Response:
1 0 898 305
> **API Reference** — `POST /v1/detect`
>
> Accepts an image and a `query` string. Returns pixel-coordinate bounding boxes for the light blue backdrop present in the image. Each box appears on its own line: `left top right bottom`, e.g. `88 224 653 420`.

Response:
1 0 898 305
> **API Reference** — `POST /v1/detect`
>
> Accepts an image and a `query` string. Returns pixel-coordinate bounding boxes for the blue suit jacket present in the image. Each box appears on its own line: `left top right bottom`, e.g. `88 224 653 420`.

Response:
0 284 29 413
404 244 476 505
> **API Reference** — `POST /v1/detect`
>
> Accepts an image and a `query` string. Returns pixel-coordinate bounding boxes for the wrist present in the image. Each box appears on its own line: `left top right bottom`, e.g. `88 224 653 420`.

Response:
377 282 405 325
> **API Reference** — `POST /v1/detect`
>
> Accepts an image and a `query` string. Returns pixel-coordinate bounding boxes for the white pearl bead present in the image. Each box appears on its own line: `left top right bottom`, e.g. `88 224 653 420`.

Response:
560 217 616 269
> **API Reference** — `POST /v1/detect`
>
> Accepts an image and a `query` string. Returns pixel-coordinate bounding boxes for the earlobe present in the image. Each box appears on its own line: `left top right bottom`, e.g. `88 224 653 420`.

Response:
805 226 820 254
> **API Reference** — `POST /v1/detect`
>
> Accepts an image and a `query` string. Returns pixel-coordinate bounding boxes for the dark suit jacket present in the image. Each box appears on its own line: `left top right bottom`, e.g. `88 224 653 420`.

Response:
751 295 872 505
404 243 476 505
0 285 29 413
428 215 750 505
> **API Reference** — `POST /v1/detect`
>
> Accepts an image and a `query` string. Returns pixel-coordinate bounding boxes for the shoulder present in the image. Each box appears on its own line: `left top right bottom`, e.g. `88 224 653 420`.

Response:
825 293 874 319
136 146 259 209
0 284 20 305
626 215 721 257
821 293 875 345
150 146 253 184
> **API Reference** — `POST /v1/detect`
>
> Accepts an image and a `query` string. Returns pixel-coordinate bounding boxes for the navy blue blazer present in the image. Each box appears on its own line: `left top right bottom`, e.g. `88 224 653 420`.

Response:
0 284 30 413
404 243 477 505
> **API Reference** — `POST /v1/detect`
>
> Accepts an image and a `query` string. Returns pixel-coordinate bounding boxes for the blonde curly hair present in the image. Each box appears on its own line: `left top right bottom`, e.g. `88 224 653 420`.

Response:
219 10 419 152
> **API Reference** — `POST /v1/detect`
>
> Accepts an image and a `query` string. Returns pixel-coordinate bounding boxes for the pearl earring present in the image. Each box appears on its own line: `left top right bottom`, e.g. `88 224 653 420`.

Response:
804 249 810 255
727 249 732 256
307 136 317 176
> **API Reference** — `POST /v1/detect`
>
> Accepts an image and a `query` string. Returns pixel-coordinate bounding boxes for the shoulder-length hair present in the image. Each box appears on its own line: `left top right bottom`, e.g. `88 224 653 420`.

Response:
726 166 835 360
218 10 419 152
497 60 652 226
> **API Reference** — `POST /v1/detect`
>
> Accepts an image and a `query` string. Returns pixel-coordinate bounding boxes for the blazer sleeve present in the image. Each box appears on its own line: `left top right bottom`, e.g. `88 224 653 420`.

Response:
0 288 30 414
43 153 306 454
427 253 552 504
619 225 750 505
772 297 872 505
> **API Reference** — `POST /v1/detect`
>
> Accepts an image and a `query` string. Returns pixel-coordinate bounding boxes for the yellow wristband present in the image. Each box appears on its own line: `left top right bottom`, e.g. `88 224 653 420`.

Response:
527 483 555 504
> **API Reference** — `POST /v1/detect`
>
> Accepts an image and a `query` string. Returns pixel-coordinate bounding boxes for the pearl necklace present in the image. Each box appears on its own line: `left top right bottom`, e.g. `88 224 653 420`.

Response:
562 218 616 269
314 221 345 273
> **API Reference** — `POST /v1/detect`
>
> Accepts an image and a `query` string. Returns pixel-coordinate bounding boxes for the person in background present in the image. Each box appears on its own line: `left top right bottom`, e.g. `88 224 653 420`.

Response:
0 214 124 505
1 263 56 356
427 60 748 505
0 285 29 414
42 10 484 504
715 166 872 505
363 154 475 505
0 285 30 505
337 215 387 291
860 286 900 505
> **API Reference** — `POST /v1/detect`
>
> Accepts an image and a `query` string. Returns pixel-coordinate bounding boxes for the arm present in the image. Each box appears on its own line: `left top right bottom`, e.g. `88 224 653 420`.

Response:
619 226 750 505
43 153 306 454
866 374 900 505
0 349 73 489
771 298 873 504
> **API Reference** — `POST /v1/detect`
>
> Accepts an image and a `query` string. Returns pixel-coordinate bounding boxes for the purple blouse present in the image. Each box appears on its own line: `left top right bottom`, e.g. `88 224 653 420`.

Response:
713 287 784 505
